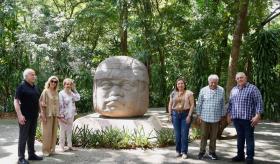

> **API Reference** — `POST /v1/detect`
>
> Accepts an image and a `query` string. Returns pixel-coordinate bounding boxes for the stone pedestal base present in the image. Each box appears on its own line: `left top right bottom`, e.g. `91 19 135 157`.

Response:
73 113 162 137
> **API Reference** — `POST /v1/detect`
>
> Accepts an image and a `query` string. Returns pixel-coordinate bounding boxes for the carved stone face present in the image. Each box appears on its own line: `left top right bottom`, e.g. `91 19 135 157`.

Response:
93 56 149 117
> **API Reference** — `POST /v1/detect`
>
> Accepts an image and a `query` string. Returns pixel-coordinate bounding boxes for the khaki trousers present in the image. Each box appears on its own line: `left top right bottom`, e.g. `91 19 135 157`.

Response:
199 120 219 154
42 116 58 155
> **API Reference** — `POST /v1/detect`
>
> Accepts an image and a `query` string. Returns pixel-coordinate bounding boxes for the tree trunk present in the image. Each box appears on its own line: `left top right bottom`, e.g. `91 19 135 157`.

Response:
119 0 128 56
244 53 252 82
225 0 249 99
136 0 152 82
219 0 249 139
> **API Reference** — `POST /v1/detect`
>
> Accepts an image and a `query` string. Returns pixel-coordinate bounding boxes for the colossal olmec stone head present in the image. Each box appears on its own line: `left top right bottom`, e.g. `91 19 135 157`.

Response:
93 56 149 117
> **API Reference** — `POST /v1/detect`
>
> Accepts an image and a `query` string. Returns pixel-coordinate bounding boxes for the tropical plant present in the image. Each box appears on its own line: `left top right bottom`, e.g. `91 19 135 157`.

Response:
155 128 175 147
251 29 280 121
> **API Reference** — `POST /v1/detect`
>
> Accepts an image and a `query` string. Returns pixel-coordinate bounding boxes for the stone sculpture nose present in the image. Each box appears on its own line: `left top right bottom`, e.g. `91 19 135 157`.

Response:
109 85 124 97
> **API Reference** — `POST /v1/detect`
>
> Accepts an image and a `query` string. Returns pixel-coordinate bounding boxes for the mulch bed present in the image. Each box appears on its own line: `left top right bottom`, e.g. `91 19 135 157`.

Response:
0 112 17 119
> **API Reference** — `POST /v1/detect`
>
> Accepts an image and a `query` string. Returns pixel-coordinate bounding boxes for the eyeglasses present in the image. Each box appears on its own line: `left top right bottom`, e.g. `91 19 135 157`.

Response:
51 80 58 84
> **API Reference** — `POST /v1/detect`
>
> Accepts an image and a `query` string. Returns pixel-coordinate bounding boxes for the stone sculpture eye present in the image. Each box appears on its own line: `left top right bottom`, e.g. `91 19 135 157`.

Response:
122 81 134 90
100 81 112 89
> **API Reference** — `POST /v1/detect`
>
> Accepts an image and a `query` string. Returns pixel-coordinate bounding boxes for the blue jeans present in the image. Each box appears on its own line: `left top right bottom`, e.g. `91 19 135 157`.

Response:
172 111 190 154
233 119 255 160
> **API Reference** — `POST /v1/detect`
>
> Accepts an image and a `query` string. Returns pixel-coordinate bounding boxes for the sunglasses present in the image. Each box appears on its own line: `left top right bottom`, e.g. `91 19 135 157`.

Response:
51 80 58 84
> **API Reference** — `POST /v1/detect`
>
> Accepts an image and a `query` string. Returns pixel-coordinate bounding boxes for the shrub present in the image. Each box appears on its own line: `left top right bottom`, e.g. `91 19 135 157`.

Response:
190 127 202 141
72 126 154 149
116 128 133 148
95 127 123 148
0 95 15 113
155 128 175 147
36 125 201 149
76 89 92 113
35 125 43 142
130 127 153 149
72 125 92 147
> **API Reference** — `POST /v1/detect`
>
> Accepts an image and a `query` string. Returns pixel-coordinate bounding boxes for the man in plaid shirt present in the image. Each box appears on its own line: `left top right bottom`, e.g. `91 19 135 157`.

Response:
227 72 263 164
196 74 225 160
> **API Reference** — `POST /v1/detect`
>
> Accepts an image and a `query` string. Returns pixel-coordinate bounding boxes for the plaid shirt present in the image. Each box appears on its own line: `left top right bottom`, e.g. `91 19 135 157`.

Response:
228 83 263 120
196 85 225 123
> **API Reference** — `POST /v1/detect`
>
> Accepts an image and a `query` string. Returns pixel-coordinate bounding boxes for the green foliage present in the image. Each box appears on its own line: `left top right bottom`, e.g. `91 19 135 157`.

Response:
0 0 27 112
35 125 43 142
35 124 200 149
117 129 133 148
99 127 126 148
72 126 153 149
190 127 202 141
250 29 280 121
155 128 175 147
131 127 153 148
76 89 93 113
0 95 14 112
190 44 211 96
0 0 279 121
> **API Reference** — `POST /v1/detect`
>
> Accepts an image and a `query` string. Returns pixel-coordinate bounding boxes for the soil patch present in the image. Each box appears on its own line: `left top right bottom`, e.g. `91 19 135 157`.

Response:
0 112 17 119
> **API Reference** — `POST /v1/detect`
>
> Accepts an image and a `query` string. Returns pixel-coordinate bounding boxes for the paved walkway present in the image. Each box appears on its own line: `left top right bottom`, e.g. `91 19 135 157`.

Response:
1 109 280 164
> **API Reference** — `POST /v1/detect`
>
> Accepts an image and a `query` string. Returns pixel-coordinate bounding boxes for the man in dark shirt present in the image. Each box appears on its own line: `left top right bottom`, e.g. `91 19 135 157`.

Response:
14 68 43 164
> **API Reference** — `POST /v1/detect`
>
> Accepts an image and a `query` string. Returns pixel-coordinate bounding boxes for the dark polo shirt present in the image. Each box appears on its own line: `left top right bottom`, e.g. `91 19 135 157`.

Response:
15 80 40 119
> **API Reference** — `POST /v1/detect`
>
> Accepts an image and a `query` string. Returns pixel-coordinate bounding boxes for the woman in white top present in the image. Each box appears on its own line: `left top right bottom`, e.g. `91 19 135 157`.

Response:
58 78 80 151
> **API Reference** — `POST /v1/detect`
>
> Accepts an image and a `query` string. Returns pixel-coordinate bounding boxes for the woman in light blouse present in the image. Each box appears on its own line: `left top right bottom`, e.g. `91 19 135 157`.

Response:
58 78 80 151
168 78 195 159
40 76 60 156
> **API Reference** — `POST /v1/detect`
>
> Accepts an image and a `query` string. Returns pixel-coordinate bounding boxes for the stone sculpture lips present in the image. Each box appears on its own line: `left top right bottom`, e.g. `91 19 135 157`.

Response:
104 96 124 110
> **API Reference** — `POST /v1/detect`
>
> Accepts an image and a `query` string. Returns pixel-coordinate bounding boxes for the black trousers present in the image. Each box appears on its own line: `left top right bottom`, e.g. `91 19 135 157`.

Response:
18 117 38 159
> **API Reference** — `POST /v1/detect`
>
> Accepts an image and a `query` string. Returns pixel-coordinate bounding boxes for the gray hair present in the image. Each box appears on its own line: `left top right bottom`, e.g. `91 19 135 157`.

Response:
235 72 246 78
23 68 34 80
208 74 219 82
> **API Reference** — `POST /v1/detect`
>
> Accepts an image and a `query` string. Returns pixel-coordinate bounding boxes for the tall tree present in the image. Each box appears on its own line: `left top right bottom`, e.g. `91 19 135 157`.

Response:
0 0 27 112
225 0 249 98
119 0 128 55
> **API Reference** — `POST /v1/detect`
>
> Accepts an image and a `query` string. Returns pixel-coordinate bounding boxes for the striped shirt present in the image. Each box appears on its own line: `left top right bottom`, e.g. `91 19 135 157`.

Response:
227 83 263 120
196 85 225 123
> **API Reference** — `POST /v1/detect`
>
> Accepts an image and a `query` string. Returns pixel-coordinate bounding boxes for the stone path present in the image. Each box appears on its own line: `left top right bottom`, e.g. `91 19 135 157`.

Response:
1 108 280 164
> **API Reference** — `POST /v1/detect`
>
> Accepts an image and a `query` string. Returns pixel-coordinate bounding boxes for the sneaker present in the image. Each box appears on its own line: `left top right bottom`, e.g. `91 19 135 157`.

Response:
246 159 254 164
197 152 205 160
58 147 64 152
232 156 245 162
176 152 182 157
43 153 50 157
182 153 188 159
208 153 218 160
